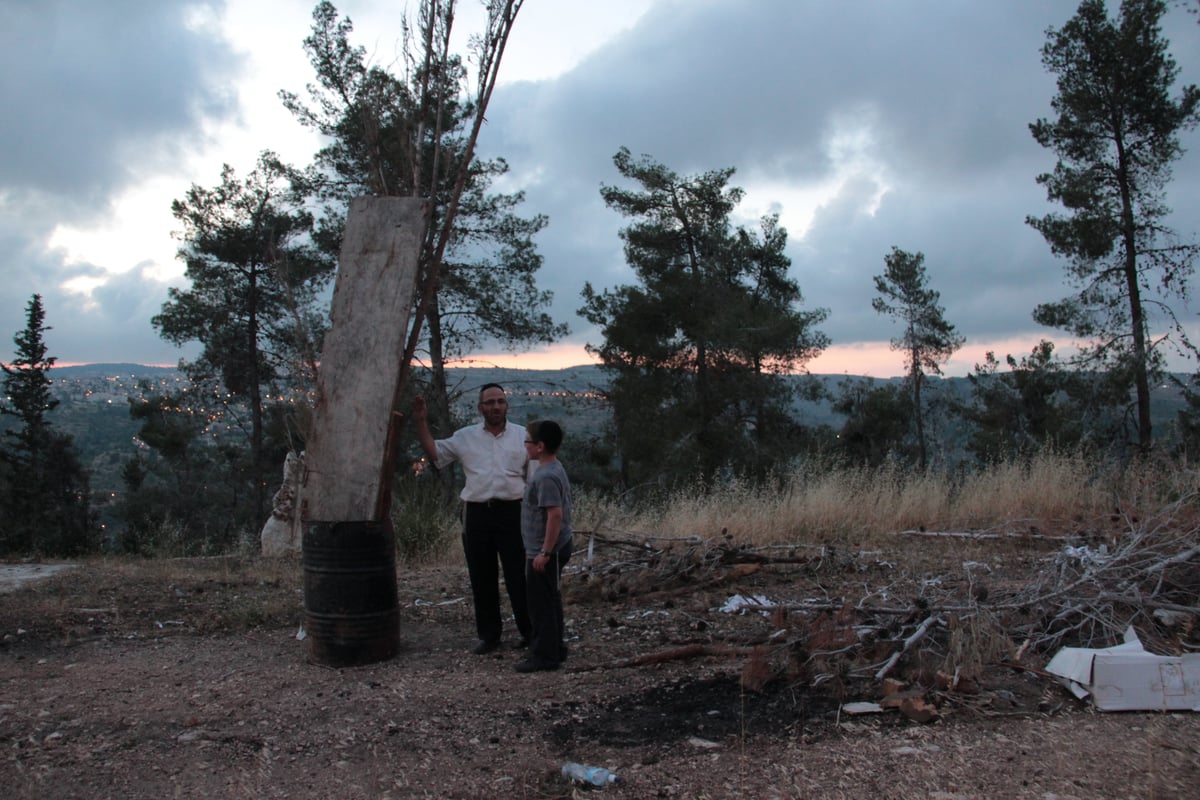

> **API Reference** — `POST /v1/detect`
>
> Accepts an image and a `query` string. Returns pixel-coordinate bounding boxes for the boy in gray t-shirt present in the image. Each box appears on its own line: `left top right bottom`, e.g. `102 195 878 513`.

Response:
516 420 573 672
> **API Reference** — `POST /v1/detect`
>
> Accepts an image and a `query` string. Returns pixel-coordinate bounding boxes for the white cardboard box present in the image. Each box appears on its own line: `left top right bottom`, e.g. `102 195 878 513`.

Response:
1045 627 1200 711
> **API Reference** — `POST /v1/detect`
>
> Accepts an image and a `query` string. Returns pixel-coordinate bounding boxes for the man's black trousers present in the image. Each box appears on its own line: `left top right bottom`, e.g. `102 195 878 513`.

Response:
462 500 531 645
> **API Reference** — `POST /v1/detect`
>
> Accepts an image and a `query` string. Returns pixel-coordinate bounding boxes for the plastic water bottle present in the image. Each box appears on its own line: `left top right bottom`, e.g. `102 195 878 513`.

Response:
561 761 621 786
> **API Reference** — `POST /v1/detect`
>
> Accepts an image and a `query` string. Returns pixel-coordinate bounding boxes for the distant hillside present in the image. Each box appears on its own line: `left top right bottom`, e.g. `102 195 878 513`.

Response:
439 364 608 392
54 363 179 378
33 362 1196 495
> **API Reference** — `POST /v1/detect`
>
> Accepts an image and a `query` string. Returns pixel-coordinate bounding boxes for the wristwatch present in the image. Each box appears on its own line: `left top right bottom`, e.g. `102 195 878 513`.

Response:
538 550 550 557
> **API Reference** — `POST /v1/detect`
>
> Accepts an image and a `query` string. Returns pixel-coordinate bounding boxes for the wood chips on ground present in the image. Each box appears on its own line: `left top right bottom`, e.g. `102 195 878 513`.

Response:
1 536 1198 800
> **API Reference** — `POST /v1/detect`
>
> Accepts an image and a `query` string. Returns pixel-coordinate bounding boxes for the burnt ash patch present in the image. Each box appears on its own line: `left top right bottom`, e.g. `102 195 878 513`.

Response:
547 673 842 748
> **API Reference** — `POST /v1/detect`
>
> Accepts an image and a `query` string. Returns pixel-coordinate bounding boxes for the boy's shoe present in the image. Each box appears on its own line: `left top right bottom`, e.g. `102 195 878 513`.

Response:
514 657 560 673
472 639 500 655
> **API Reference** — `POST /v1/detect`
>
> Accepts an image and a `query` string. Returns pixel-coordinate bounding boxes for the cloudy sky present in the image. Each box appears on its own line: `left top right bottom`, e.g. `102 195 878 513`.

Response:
3 0 1199 377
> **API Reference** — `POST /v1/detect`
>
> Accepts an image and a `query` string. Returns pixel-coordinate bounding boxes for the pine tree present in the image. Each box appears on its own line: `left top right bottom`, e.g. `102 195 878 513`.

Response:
1028 0 1200 452
154 152 333 533
581 148 829 487
872 248 964 470
0 295 93 555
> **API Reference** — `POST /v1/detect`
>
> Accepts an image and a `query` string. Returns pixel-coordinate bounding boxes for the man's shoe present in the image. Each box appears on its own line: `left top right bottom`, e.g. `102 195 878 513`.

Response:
472 639 500 655
514 657 560 673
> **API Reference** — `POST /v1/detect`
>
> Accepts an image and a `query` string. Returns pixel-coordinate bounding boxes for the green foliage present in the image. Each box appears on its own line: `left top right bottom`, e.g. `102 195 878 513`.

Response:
153 151 332 532
3 295 58 430
114 384 258 556
1028 0 1200 450
283 1 563 437
557 428 623 491
388 470 459 564
580 148 830 489
157 152 331 394
832 379 915 467
0 295 95 556
1172 369 1200 460
872 248 964 378
959 341 1120 461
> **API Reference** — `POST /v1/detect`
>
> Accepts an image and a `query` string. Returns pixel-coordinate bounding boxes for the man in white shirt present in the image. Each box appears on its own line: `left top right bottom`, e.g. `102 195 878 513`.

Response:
412 383 532 654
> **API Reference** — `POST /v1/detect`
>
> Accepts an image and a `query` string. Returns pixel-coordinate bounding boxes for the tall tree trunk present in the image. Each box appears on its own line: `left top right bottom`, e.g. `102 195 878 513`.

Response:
911 338 927 471
247 268 266 533
1117 145 1153 452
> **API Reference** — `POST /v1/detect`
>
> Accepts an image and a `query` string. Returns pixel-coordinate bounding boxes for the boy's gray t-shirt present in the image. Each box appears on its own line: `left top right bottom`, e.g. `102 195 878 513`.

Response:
521 459 572 557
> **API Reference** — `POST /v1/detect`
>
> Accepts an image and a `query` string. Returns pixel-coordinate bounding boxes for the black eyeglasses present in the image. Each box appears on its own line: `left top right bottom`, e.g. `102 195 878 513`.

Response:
524 439 537 445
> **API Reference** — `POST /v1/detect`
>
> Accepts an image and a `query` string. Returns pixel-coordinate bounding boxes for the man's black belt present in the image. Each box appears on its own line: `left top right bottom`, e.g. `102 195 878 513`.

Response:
467 498 521 508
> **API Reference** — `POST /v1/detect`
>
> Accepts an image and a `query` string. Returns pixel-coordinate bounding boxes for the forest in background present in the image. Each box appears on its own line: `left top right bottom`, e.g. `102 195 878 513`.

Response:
32 361 1199 495
2 1 1199 559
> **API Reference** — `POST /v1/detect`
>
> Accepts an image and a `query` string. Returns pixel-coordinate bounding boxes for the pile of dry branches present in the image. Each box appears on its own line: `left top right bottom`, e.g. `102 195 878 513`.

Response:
568 503 1200 700
1005 500 1200 653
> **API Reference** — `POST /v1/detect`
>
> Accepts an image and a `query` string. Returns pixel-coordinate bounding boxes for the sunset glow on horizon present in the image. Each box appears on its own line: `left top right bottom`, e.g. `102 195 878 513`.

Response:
45 333 1131 381
466 334 1063 379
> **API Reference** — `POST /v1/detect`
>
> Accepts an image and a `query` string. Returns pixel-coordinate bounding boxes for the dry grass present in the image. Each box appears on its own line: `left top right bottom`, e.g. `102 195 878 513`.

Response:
5 453 1177 611
255 451 1200 572
575 452 1200 551
567 452 1200 675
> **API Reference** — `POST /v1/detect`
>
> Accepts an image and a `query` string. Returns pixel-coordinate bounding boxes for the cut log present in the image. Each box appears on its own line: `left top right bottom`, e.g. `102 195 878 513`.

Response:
301 196 425 523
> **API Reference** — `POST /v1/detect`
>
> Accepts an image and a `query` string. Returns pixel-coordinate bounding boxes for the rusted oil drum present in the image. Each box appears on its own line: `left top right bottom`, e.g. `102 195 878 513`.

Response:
302 520 400 667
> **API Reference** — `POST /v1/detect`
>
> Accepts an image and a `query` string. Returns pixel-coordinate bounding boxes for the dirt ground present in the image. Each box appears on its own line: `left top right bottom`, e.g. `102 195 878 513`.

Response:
1 545 1198 800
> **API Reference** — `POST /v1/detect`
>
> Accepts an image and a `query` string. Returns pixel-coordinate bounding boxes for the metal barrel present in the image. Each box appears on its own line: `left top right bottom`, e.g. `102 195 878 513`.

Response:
302 520 400 667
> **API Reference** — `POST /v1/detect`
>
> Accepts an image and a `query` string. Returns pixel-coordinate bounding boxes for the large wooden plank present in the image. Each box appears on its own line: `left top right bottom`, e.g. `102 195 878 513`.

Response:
301 196 425 522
